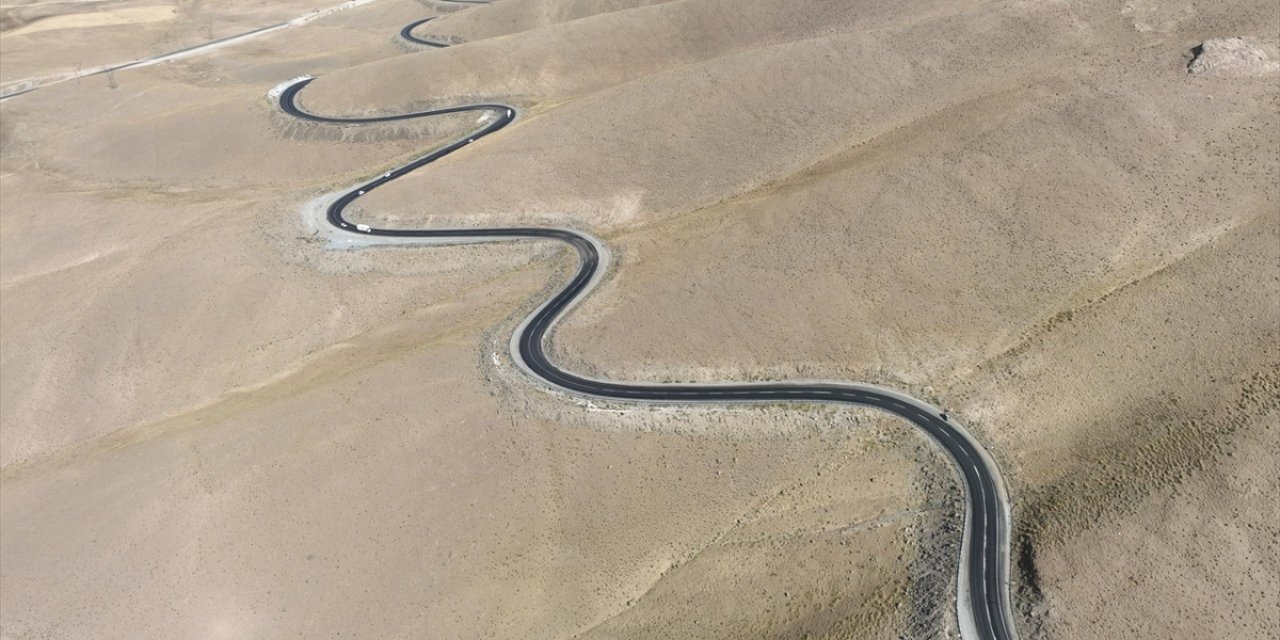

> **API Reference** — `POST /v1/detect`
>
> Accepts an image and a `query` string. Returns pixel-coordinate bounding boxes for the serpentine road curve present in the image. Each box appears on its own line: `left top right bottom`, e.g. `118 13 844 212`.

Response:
400 18 449 47
278 17 1019 640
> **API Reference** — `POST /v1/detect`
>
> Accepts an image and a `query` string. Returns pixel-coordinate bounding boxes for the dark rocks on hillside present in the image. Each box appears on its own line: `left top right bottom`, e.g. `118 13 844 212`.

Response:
1186 37 1279 75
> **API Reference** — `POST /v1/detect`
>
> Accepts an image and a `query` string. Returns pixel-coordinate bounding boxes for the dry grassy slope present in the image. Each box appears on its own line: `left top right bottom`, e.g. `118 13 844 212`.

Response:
0 1 519 468
427 0 678 41
0 0 333 85
328 1 1090 240
3 81 478 189
0 0 1277 638
0 1 462 185
955 211 1279 639
159 1 457 86
547 69 1275 383
301 0 952 110
1034 402 1279 640
0 257 924 640
575 421 960 640
963 212 1279 489
1 3 933 635
0 173 547 469
323 0 1278 239
357 1 1278 638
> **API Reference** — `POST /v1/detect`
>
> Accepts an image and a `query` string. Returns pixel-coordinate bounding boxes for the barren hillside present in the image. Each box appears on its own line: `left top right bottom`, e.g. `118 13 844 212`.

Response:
1 0 1276 638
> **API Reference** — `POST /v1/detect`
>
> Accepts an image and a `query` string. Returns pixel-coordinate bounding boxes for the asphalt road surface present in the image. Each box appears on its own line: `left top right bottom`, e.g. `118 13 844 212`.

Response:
400 18 449 47
276 16 1020 640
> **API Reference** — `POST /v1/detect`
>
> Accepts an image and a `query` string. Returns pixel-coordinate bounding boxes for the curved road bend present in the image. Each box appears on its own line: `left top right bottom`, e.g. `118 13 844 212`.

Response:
400 18 449 47
278 18 1019 640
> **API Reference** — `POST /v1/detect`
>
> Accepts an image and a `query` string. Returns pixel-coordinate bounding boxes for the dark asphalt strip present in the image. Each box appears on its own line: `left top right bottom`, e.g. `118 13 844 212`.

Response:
400 18 450 47
275 18 1018 640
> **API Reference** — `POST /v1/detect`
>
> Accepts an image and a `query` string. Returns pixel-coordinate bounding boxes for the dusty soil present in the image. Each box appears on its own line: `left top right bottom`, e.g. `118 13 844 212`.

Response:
0 0 350 88
2 0 1277 638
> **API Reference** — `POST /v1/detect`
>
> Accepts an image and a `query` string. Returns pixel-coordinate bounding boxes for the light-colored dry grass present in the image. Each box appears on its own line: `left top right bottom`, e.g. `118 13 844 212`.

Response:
1 0 1277 637
0 0 346 87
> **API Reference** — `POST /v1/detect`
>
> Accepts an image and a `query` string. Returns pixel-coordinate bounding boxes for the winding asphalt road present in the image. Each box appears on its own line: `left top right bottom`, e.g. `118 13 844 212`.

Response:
400 18 449 47
279 16 1019 640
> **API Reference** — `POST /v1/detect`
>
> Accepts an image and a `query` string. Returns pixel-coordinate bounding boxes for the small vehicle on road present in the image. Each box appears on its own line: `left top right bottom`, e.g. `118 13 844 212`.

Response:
940 412 950 421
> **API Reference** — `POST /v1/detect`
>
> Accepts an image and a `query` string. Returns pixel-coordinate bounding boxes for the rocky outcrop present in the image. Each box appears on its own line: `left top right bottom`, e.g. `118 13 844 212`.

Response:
1187 37 1279 75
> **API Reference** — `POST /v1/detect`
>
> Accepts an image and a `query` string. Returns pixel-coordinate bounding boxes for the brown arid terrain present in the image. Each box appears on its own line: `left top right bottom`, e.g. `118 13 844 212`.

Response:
1 0 1277 638
0 0 361 92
